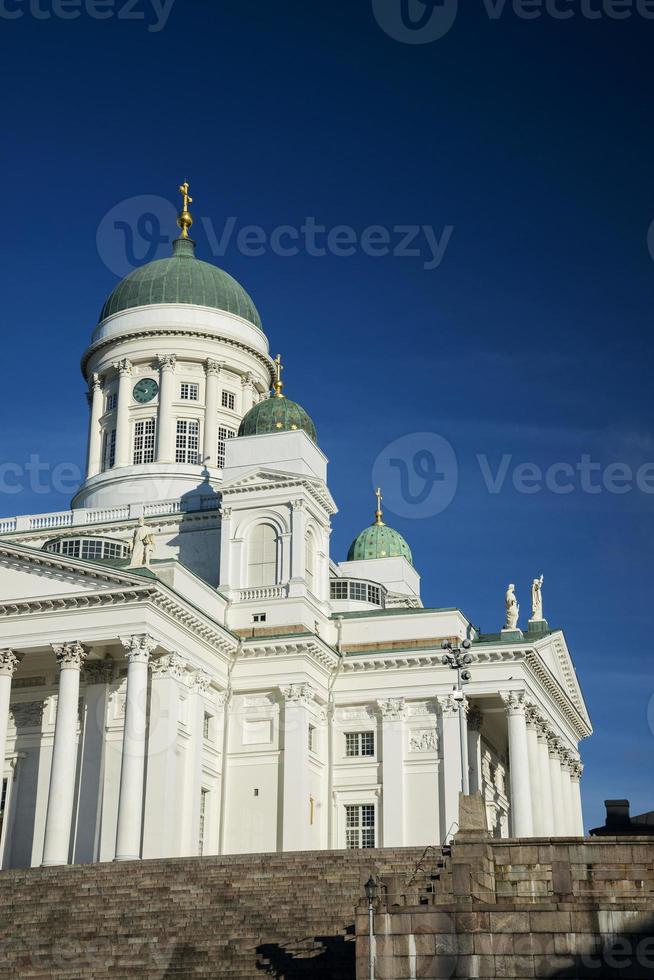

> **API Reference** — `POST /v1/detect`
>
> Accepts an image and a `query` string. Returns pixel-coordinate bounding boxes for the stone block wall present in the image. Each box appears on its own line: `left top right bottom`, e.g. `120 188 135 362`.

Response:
356 837 654 979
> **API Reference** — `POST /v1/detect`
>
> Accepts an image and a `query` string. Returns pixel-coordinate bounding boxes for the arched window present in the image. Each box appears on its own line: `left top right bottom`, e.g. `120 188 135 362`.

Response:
305 530 317 594
248 524 278 586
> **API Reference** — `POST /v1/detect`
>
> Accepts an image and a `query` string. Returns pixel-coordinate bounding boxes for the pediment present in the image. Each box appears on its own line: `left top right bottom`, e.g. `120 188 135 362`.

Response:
221 467 337 514
0 541 148 603
221 467 309 492
535 631 591 727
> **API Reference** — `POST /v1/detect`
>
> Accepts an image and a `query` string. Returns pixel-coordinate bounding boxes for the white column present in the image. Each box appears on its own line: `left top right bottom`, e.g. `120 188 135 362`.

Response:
466 704 483 796
218 506 233 594
241 373 256 414
536 721 554 836
548 738 567 836
186 670 211 856
74 658 114 863
526 708 545 835
142 653 185 859
156 354 176 463
42 642 87 866
203 359 220 467
0 651 20 780
560 753 576 835
86 373 104 479
289 499 307 594
439 694 462 841
378 698 406 846
280 684 312 851
501 691 533 837
114 359 133 468
115 634 156 861
570 761 584 836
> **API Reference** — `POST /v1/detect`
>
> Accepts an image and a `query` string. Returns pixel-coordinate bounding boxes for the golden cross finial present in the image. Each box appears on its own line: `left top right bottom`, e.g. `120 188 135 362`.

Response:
177 180 194 239
374 487 384 525
273 353 285 398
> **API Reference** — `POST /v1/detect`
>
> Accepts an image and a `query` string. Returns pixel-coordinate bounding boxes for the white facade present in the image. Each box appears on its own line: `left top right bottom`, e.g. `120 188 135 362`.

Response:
0 228 592 868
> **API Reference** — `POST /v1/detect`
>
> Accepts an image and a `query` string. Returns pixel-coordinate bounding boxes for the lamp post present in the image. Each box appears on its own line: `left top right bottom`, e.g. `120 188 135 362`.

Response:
364 875 378 980
441 639 473 795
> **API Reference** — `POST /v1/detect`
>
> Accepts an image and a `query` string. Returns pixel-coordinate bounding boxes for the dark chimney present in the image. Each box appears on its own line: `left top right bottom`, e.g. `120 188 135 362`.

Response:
605 800 631 829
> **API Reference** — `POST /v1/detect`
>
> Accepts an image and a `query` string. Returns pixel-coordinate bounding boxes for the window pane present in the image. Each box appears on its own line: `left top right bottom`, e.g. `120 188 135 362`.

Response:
248 524 278 586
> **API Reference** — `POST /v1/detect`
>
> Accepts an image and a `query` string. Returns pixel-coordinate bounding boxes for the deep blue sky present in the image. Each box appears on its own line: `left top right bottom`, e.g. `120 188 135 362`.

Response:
1 0 653 829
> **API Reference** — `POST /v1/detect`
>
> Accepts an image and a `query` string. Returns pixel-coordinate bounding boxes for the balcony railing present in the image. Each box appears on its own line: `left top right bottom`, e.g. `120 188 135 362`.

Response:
0 495 221 536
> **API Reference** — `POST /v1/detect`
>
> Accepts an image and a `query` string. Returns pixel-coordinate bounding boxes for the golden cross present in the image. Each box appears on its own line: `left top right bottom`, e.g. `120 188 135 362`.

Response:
176 180 194 239
178 181 193 211
375 487 384 525
273 353 284 397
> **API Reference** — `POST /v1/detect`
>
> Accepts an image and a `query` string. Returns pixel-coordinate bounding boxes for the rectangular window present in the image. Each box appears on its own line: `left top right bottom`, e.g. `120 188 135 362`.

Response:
106 392 117 412
350 582 367 602
101 428 116 471
61 539 81 558
253 613 267 623
198 789 209 856
175 420 200 464
81 539 103 560
308 725 316 753
180 382 199 401
330 580 348 600
217 426 236 468
133 418 156 465
345 731 375 757
203 713 213 741
345 804 375 849
221 390 236 411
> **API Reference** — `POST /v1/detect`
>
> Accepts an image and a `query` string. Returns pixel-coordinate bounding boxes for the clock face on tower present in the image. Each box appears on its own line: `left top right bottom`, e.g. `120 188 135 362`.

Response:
132 378 159 404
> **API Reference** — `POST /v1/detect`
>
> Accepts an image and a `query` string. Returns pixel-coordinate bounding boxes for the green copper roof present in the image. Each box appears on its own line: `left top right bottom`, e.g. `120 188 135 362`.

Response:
99 238 262 329
238 395 317 442
347 522 413 565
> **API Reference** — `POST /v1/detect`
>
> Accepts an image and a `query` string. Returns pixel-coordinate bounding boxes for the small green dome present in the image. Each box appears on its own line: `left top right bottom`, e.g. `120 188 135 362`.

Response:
99 238 262 329
347 521 413 565
238 395 317 442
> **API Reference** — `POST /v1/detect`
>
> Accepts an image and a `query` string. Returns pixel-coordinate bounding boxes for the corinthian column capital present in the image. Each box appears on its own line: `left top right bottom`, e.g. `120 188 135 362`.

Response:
0 649 21 677
500 690 528 716
205 358 222 377
157 354 177 372
438 693 464 718
52 642 87 670
280 683 315 707
377 697 406 721
114 358 133 378
120 634 157 664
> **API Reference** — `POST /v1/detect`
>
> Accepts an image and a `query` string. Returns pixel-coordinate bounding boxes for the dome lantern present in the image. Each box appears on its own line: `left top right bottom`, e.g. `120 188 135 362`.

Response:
237 353 317 442
347 488 413 564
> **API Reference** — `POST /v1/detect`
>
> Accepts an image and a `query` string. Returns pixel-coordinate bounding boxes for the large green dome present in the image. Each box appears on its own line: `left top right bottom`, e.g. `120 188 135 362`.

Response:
347 518 413 565
238 395 317 442
99 238 262 329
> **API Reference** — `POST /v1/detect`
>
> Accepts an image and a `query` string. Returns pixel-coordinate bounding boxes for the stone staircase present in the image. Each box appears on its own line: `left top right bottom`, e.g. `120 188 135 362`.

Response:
0 847 438 979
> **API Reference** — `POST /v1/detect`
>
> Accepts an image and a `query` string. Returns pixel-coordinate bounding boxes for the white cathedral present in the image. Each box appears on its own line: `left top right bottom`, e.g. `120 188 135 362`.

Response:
0 185 591 869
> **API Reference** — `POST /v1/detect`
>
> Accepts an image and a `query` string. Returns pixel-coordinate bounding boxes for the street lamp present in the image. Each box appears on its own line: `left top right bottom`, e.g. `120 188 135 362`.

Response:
441 638 473 795
364 876 378 980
